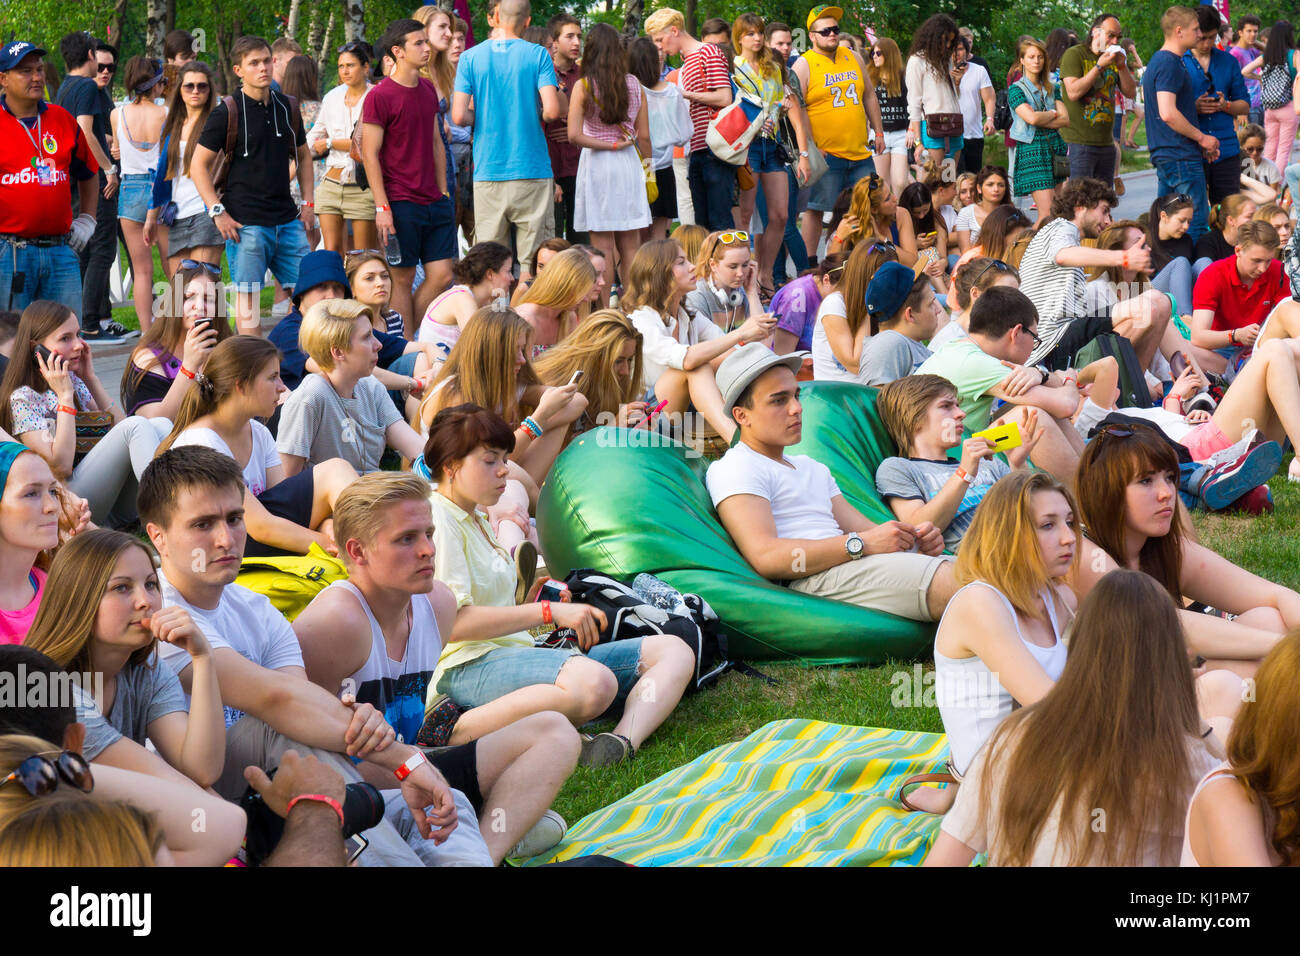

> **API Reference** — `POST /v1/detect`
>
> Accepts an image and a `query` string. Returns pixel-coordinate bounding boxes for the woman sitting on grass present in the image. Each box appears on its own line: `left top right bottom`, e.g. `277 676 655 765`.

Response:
534 310 647 434
1182 632 1300 866
158 336 358 557
924 570 1241 866
1072 422 1300 677
25 530 225 789
424 404 694 765
811 240 898 383
416 242 515 361
514 248 597 358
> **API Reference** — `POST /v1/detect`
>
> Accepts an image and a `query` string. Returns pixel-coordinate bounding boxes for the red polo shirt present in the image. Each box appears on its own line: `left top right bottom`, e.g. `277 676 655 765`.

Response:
0 96 97 237
1192 255 1293 332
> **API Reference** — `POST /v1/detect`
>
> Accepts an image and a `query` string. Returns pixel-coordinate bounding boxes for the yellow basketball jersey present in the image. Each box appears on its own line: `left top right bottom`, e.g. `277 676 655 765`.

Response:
804 46 869 161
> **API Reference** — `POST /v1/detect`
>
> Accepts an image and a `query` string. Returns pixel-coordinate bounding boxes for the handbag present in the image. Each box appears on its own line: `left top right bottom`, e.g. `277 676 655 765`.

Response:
158 201 179 226
73 410 113 465
774 112 799 167
924 112 964 140
802 142 828 188
634 143 658 204
1052 151 1071 181
706 79 769 166
349 118 368 191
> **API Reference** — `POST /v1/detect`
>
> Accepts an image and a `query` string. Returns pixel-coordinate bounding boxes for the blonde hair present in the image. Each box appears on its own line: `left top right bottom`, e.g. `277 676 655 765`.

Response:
518 247 596 341
299 298 372 371
670 223 709 264
1018 36 1051 90
644 8 685 35
333 471 433 567
414 5 456 96
421 306 540 427
25 530 160 679
533 309 645 422
953 172 977 210
955 471 1078 621
1253 203 1288 228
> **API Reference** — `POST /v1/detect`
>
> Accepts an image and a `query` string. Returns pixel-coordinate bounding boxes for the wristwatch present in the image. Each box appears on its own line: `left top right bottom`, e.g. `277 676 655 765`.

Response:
845 532 865 560
798 150 809 158
208 202 225 219
1038 366 1050 385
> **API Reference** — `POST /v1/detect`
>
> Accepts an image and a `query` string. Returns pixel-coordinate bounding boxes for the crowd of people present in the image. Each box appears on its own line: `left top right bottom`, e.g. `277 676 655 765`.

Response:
2 0 1300 868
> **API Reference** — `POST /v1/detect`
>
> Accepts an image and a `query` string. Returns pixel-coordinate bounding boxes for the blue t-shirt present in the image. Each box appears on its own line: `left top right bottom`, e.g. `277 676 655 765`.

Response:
1143 49 1201 163
1181 47 1248 157
454 37 559 181
269 309 407 391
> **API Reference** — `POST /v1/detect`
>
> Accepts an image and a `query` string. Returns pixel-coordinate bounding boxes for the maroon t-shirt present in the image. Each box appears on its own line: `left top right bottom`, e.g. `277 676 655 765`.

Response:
545 61 581 179
362 76 444 203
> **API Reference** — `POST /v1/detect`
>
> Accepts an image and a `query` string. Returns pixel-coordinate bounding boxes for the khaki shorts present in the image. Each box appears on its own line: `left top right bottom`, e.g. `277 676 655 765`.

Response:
790 552 952 622
316 176 376 220
473 178 554 272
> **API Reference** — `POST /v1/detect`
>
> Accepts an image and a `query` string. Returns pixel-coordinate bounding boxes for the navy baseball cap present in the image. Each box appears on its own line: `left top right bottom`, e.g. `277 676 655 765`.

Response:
0 41 47 72
864 261 918 318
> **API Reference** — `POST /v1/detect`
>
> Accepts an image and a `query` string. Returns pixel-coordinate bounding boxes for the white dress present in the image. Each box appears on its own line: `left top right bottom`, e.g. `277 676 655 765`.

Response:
574 75 652 233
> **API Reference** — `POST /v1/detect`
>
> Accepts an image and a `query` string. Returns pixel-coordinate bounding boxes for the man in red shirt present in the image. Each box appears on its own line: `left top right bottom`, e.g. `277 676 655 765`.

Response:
1190 220 1300 371
646 7 735 231
0 41 98 314
545 13 585 244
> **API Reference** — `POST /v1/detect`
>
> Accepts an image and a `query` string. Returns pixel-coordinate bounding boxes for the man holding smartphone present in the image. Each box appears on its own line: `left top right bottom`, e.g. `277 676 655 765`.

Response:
1183 4 1249 204
1059 13 1136 183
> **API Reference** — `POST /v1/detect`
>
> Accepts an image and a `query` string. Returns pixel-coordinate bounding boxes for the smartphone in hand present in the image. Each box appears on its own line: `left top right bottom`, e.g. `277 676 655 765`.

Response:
34 344 54 364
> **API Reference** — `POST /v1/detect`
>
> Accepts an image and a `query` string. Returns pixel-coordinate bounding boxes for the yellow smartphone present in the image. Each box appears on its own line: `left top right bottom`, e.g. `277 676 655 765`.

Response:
972 421 1023 452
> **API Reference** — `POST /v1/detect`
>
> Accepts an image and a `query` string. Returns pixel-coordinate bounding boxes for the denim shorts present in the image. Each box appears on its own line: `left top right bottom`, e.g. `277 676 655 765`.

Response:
809 152 874 212
748 136 786 174
117 173 153 223
919 121 963 157
391 196 456 269
882 129 909 155
437 639 646 708
226 221 311 289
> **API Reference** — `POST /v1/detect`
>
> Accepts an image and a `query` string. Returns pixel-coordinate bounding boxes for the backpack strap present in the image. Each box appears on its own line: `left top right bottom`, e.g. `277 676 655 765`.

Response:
222 95 238 156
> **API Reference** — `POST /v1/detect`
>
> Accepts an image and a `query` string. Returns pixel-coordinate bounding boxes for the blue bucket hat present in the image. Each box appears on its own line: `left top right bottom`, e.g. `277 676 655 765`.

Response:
292 250 351 306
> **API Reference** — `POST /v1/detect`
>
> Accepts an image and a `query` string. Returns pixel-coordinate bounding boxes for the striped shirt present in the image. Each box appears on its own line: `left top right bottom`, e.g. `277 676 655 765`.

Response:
582 74 642 144
1020 217 1087 365
680 41 731 152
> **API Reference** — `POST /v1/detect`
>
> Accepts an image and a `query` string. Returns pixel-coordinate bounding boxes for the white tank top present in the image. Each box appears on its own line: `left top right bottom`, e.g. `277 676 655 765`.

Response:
115 104 162 175
935 580 1069 775
328 580 443 746
171 138 205 218
810 292 860 383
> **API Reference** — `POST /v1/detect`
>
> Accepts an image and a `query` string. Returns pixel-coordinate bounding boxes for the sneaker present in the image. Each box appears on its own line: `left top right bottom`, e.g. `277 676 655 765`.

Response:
509 809 567 859
1184 390 1217 416
270 298 292 320
1205 427 1263 469
578 732 633 768
1197 440 1282 510
1228 484 1274 515
99 319 138 339
79 324 126 345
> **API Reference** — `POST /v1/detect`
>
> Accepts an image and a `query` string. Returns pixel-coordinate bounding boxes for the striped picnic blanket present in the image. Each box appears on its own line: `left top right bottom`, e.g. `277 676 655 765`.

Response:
525 719 949 866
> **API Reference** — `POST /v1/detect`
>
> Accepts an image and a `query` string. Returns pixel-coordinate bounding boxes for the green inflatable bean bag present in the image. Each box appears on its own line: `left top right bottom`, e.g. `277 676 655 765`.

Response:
535 382 935 665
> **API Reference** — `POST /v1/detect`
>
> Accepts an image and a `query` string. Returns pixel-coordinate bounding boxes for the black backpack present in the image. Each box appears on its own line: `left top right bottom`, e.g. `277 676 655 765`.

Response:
545 569 732 691
993 88 1013 132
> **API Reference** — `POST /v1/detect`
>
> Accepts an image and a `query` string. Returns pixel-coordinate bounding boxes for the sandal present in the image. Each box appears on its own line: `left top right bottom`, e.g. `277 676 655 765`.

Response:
513 540 538 606
1113 177 1125 197
897 771 958 813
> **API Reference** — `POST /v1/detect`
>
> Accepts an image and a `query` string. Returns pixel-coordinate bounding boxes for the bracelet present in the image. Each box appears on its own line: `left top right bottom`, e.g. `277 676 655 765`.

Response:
954 466 975 485
178 365 197 380
1121 250 1130 271
541 600 552 625
521 416 543 439
301 200 314 208
376 204 391 213
394 750 427 782
286 793 344 828
56 404 77 416
1165 393 1184 413
1228 329 1237 345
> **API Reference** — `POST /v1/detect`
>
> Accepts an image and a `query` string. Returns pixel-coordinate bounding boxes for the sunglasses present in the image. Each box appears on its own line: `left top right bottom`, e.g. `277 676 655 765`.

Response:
97 62 116 73
1161 193 1191 211
181 81 210 92
970 258 1012 286
0 751 93 798
872 50 884 57
812 26 841 37
1243 144 1264 154
338 40 369 56
715 231 750 245
181 259 221 277
866 240 897 253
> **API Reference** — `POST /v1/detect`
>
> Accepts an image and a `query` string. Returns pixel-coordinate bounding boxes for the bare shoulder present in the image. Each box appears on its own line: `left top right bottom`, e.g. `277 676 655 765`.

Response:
424 581 459 633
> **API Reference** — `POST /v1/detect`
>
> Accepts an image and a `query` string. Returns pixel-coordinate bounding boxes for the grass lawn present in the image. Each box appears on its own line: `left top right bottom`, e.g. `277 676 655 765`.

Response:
550 459 1300 826
110 250 278 332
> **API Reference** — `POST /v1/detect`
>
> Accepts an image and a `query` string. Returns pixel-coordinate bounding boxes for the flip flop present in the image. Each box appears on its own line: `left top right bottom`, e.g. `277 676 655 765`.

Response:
897 771 958 813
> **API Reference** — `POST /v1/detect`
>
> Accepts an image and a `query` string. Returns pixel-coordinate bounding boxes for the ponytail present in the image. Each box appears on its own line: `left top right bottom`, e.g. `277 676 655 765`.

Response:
157 336 281 456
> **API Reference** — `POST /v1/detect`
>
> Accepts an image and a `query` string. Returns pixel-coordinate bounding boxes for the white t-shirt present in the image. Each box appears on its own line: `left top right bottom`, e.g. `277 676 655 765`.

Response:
706 441 844 542
939 204 958 233
171 421 279 496
627 304 725 389
158 572 306 726
928 314 968 352
957 63 993 139
953 204 982 244
811 292 859 383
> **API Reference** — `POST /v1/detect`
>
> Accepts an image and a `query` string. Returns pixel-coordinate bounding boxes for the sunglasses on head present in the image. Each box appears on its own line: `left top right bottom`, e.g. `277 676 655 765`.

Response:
866 240 897 253
1162 193 1191 211
181 259 221 278
0 751 93 798
813 26 841 37
715 231 750 246
338 40 369 56
970 258 1011 286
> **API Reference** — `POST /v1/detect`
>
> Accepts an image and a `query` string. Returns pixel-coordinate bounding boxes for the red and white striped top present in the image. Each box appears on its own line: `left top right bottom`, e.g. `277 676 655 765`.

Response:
680 42 731 152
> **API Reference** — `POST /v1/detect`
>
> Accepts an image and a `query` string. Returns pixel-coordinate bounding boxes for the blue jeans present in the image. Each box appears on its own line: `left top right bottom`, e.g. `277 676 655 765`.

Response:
1155 158 1210 243
0 239 82 314
1151 256 1213 316
438 639 646 708
759 166 809 284
688 150 737 232
809 152 874 212
226 221 312 291
1067 142 1116 181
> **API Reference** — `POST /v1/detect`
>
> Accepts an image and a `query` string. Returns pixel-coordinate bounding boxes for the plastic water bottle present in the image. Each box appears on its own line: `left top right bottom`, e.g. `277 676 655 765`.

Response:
384 234 402 266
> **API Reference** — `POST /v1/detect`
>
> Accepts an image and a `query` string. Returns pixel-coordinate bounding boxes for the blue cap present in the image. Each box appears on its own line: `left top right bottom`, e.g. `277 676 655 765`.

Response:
864 261 917 318
292 250 351 306
0 41 47 72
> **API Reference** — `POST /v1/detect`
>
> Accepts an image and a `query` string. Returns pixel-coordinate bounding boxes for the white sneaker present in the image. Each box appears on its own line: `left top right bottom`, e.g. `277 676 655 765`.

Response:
270 299 292 319
509 809 567 859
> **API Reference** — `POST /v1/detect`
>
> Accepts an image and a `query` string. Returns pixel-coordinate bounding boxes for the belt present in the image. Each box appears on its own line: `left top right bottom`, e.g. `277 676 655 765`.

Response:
0 234 69 247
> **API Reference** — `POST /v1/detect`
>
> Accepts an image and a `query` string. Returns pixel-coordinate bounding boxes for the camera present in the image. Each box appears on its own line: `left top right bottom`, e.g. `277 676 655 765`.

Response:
239 774 386 866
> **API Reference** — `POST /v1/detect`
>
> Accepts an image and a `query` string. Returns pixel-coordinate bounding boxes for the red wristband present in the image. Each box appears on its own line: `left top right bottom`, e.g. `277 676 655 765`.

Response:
541 600 552 625
286 793 344 828
178 365 197 380
56 404 77 416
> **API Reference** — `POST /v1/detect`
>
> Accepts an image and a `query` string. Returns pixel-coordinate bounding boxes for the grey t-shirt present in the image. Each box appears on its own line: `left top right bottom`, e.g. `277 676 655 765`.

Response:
276 372 401 473
75 656 188 760
874 455 1011 552
858 330 932 386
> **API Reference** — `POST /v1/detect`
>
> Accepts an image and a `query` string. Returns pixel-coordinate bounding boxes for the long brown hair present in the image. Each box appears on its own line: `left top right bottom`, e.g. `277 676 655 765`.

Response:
843 173 894 249
621 239 684 316
157 336 282 454
978 569 1206 866
1226 630 1300 865
122 264 234 403
866 36 903 96
421 306 540 427
25 529 160 678
160 60 216 181
956 470 1078 621
1088 220 1150 285
841 239 899 339
1075 423 1184 602
581 23 631 127
732 13 777 80
0 301 78 434
975 204 1032 263
533 310 644 421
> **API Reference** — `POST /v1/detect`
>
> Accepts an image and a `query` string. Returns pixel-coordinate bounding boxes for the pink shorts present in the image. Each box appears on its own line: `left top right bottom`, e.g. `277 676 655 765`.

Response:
1180 419 1232 462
